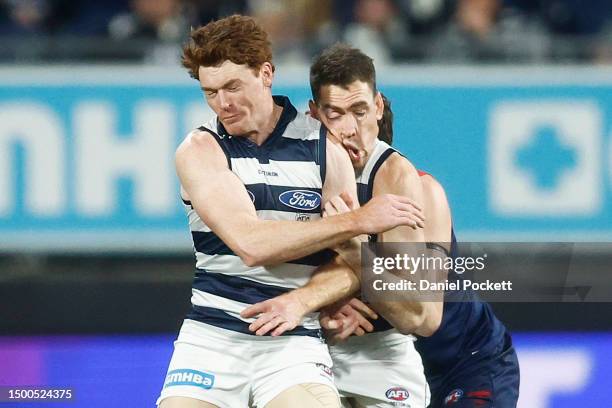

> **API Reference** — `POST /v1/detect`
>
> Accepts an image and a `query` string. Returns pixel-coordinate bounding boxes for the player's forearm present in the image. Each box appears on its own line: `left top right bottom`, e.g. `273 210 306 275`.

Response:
368 269 442 337
237 213 364 267
333 235 369 275
293 258 360 313
371 299 440 337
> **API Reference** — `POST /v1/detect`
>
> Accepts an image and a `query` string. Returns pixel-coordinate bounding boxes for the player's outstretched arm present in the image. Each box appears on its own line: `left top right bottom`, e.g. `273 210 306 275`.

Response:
176 130 423 267
240 256 370 336
240 146 428 338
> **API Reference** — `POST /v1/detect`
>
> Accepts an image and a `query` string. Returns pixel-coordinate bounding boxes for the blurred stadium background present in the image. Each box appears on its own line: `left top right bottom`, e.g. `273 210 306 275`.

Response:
1 0 612 406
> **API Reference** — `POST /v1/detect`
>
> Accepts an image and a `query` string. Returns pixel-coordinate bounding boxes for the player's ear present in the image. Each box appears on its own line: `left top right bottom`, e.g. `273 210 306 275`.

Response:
375 92 384 121
260 62 274 88
308 100 320 120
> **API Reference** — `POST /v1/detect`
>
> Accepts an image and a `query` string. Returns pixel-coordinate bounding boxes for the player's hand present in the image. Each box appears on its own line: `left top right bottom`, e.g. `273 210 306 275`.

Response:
354 193 424 234
320 298 378 344
323 192 355 217
240 291 308 336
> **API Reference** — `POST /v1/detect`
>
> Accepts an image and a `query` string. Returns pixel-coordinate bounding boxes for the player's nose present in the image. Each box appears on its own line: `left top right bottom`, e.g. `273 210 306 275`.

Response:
339 118 358 139
218 91 232 111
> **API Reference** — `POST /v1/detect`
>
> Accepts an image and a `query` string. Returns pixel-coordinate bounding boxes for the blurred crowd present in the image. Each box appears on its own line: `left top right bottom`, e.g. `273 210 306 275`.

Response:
2 0 612 64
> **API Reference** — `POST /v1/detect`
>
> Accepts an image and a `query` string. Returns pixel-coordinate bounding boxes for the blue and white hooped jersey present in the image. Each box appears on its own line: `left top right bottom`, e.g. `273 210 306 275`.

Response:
355 139 399 333
356 139 397 210
182 96 333 338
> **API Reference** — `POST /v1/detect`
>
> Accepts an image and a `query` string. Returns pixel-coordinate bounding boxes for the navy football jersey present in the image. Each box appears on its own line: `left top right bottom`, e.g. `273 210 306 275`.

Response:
360 140 509 383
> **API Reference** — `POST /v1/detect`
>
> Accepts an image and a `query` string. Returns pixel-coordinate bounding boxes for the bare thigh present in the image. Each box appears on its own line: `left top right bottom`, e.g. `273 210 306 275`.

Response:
265 383 340 408
159 396 220 408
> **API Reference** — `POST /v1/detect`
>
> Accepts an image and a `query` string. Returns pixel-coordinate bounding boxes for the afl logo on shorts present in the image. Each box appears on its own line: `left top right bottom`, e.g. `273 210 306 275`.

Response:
385 387 409 401
279 190 321 211
444 389 463 405
316 363 333 379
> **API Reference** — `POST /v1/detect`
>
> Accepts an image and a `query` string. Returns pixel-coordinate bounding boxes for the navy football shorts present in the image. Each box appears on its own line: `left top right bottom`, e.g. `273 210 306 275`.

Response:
430 333 520 408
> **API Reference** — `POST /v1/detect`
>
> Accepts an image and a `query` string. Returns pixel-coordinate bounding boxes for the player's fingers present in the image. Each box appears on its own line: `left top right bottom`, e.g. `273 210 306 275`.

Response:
322 316 344 330
322 310 347 329
354 312 374 333
348 298 378 320
320 315 338 330
390 199 425 223
255 316 283 336
324 201 338 217
248 312 275 332
342 306 374 332
392 194 423 212
241 302 268 319
354 326 366 336
271 321 293 337
393 209 418 229
393 201 425 223
339 191 357 210
330 195 351 214
334 320 359 341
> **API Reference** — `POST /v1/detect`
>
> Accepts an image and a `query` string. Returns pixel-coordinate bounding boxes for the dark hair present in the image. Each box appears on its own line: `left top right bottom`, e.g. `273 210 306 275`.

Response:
310 43 394 145
309 43 377 103
182 14 274 80
378 93 393 145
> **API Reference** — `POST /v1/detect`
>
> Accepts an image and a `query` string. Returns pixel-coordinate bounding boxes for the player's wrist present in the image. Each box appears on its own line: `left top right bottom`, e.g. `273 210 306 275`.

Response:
344 208 367 235
293 287 319 315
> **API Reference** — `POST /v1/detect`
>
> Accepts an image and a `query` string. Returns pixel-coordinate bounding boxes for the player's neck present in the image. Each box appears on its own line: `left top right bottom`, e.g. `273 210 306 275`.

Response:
247 99 283 146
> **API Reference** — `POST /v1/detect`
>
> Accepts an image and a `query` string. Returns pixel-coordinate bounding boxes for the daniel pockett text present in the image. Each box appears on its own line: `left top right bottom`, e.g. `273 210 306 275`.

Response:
371 253 512 292
362 242 607 303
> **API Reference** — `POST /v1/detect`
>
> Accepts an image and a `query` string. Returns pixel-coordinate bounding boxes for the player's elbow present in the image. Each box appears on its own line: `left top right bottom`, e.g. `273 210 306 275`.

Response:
393 314 427 336
235 246 266 267
230 239 265 267
415 313 442 337
240 253 261 268
394 307 441 337
413 307 442 337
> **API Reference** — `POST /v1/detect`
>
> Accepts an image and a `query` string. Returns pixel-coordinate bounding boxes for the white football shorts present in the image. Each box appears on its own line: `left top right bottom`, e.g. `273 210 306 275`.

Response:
330 330 430 408
157 319 338 408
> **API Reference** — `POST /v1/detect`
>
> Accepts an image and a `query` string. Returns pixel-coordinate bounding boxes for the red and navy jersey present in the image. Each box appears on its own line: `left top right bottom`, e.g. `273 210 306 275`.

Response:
360 140 509 381
413 177 508 387
415 226 508 386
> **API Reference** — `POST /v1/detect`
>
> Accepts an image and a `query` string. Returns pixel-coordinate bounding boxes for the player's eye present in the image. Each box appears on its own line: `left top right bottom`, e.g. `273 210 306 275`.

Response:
326 110 342 120
205 91 217 98
354 110 366 118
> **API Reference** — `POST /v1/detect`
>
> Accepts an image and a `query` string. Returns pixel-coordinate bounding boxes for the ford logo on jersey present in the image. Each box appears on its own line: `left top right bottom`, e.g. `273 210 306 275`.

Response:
164 369 215 390
279 190 321 211
385 387 410 401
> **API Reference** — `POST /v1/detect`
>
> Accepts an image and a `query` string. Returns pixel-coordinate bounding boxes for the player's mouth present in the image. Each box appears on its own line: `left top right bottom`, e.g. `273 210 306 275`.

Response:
222 114 240 123
344 144 362 162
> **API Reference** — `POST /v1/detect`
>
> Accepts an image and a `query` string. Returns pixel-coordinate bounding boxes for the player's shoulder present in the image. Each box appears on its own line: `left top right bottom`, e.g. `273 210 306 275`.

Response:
377 150 419 181
175 128 225 166
177 128 216 153
418 171 449 207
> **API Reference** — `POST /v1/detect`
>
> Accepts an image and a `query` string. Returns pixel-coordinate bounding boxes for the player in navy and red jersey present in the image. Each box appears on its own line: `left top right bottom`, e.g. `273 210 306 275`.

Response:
319 110 521 407
243 44 520 407
413 170 520 408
